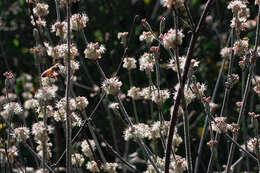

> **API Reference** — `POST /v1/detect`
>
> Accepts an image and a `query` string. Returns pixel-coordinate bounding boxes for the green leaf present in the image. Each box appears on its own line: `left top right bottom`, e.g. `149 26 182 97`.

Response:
13 39 19 47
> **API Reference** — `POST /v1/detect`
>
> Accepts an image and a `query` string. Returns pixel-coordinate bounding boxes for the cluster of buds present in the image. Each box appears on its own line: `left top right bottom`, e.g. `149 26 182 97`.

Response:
225 73 239 89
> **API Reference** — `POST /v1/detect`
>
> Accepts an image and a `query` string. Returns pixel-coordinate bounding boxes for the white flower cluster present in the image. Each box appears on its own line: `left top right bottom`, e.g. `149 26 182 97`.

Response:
81 139 96 157
103 162 118 173
139 52 156 71
51 21 67 39
124 123 151 141
247 138 260 154
84 42 106 60
233 37 249 56
228 0 249 34
102 77 122 95
161 29 184 49
124 122 182 145
151 89 170 106
139 31 155 45
0 146 18 164
220 47 232 59
167 57 199 74
211 117 228 134
3 102 23 115
118 32 128 46
56 43 79 59
33 3 49 17
123 57 137 70
31 121 53 159
127 86 141 100
24 99 39 110
35 85 58 101
86 161 100 172
174 84 196 105
12 127 30 143
72 153 85 166
71 13 89 31
161 0 184 8
144 154 187 173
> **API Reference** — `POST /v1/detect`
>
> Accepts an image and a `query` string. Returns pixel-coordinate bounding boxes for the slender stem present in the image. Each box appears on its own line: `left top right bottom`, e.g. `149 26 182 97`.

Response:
184 0 195 31
128 70 139 123
54 0 60 21
96 60 107 79
164 1 214 172
42 104 47 172
65 1 72 172
87 122 107 164
4 143 13 173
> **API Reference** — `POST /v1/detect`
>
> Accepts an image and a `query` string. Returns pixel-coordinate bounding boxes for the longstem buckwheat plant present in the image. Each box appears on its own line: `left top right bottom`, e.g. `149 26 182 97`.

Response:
2 0 260 172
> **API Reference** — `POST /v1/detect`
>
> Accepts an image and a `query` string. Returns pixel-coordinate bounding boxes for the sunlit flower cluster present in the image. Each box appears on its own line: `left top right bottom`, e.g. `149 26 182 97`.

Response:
84 42 106 60
101 77 122 95
71 13 89 31
211 117 228 134
161 29 184 49
139 53 156 71
123 57 137 70
139 31 155 45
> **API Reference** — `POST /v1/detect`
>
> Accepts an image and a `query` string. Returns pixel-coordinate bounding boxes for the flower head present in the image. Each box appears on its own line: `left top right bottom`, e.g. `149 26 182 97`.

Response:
139 53 156 71
161 29 184 49
70 13 89 31
84 42 106 60
123 57 137 70
101 77 122 95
